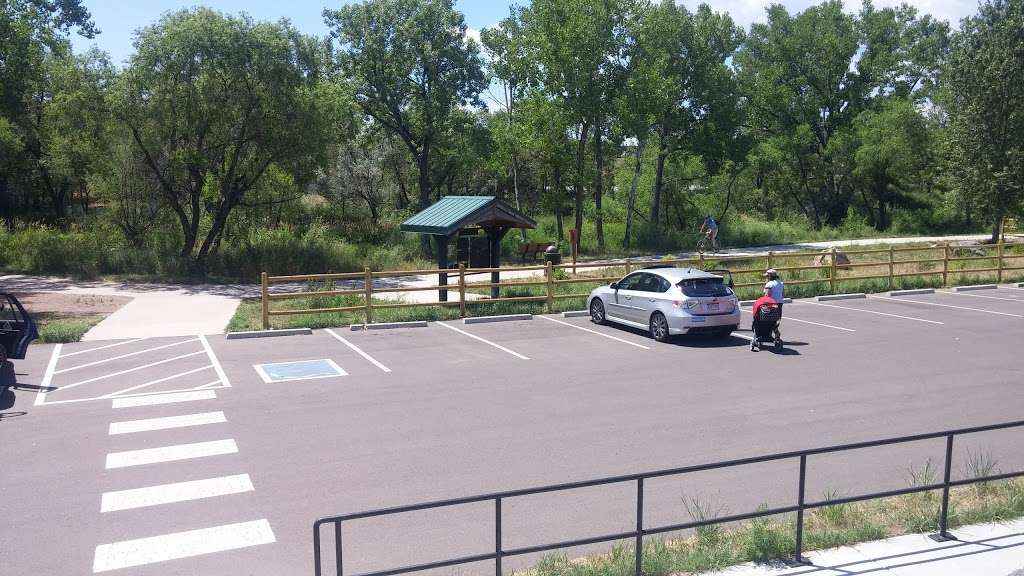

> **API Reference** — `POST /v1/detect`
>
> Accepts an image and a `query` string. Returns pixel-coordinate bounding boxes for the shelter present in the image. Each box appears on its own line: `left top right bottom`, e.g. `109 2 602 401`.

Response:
401 196 536 301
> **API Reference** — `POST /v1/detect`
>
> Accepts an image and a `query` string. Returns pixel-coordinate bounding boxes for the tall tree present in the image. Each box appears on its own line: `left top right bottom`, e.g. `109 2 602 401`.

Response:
945 0 1024 241
326 0 486 221
118 8 337 267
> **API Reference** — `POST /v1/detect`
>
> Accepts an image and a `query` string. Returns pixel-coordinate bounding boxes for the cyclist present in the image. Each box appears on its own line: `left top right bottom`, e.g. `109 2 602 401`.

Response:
699 214 720 251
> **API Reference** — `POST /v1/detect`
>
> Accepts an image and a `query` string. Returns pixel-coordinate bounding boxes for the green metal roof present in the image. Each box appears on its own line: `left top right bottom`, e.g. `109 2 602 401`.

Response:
400 196 536 236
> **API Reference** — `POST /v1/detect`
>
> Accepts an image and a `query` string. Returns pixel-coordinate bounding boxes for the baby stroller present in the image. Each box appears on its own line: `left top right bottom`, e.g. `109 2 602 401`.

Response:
751 301 782 351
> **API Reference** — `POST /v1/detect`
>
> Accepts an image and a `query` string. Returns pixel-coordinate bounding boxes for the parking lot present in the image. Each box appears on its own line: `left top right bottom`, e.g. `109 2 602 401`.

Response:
2 286 1023 575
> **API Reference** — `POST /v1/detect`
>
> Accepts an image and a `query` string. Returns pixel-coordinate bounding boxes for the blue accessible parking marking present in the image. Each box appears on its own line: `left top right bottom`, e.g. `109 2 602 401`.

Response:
253 359 347 383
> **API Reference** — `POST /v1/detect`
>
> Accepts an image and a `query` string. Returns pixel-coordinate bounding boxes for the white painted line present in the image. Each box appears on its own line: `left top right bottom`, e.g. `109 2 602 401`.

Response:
109 411 226 435
194 380 224 390
59 338 146 358
55 338 199 374
325 328 392 372
873 296 1023 318
435 321 530 360
731 332 755 342
40 387 224 407
106 439 238 469
101 474 252 512
795 300 944 325
943 291 1024 302
112 390 216 408
742 308 856 332
539 315 650 349
33 344 62 406
92 519 275 572
57 351 207 393
101 364 214 398
199 334 231 387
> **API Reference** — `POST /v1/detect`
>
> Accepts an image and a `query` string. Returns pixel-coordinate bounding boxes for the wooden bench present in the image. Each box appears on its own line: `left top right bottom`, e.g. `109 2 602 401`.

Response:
520 242 552 263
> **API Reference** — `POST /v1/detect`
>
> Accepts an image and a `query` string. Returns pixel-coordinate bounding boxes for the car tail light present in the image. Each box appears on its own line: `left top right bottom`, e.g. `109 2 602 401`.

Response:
672 300 682 308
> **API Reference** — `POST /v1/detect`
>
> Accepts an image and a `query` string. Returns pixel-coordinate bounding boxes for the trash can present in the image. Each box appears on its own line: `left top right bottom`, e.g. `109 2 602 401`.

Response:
543 245 561 265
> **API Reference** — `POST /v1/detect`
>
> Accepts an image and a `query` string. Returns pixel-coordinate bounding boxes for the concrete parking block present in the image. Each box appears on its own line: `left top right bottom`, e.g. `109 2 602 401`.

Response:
562 310 590 318
954 284 997 292
817 293 867 302
890 289 935 296
463 314 533 324
351 321 428 330
225 328 312 340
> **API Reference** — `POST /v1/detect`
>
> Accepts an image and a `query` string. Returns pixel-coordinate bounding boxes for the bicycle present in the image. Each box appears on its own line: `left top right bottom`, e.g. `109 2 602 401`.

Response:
696 230 719 254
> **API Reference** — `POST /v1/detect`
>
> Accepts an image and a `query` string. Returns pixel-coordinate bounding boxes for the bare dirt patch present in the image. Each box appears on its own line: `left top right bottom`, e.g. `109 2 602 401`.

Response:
12 292 133 342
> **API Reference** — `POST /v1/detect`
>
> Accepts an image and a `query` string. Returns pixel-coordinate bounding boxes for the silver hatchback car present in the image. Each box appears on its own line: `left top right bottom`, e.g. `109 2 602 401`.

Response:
586 266 741 342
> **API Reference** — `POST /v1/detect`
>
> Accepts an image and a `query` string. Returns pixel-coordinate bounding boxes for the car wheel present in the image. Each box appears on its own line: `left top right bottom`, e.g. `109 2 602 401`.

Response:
649 312 670 342
589 299 606 325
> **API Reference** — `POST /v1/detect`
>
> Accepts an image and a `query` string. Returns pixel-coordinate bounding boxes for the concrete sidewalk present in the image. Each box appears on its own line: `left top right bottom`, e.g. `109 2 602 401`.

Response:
705 519 1024 576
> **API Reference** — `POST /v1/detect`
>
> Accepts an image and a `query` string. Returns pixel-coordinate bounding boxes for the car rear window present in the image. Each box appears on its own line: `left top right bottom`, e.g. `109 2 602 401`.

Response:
678 278 731 297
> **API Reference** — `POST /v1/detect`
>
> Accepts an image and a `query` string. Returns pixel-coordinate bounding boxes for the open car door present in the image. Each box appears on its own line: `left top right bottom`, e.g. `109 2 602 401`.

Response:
0 293 38 363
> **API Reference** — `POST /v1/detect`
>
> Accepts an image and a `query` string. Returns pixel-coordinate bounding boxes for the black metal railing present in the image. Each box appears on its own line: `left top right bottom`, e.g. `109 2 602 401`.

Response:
313 420 1024 576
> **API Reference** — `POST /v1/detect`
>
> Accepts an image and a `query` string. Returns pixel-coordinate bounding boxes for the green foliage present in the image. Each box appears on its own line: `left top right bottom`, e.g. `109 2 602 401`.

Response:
38 319 96 343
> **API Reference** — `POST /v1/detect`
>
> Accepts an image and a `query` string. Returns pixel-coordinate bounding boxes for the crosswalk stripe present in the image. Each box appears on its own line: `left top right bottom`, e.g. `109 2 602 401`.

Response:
108 412 226 435
111 390 216 408
105 439 237 469
92 519 275 572
100 474 253 512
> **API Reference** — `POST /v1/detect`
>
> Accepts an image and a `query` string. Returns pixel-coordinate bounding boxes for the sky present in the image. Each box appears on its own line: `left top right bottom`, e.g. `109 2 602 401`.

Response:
70 0 981 66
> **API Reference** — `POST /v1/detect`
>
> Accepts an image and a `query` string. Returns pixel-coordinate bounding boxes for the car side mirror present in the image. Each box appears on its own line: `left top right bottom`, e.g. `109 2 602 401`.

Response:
610 282 618 290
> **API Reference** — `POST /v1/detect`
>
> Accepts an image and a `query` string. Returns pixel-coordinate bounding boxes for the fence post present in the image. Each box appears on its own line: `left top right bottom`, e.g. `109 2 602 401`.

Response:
932 434 956 541
261 272 270 330
335 521 343 576
545 261 554 313
997 242 1004 283
888 246 895 290
495 498 503 576
635 478 644 576
699 252 705 269
625 258 632 274
767 251 773 270
364 267 373 325
459 264 467 318
942 243 950 287
830 247 838 294
794 454 808 564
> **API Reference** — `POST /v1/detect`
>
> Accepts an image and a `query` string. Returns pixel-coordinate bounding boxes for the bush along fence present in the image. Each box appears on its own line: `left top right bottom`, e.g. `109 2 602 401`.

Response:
260 242 1024 329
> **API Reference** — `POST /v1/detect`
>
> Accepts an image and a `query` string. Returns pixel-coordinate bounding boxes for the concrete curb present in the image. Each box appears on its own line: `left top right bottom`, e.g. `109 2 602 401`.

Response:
954 284 998 292
740 298 792 307
350 321 428 331
1017 282 1024 288
226 328 312 340
562 310 590 318
817 293 866 302
463 314 533 324
889 289 935 296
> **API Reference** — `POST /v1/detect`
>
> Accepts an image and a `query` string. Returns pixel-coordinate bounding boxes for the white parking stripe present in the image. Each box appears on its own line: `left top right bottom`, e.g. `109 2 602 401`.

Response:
731 332 755 342
101 365 214 398
55 338 199 374
742 308 856 332
436 321 530 359
199 334 232 387
325 328 392 372
795 300 944 325
92 519 275 572
60 338 146 358
943 291 1024 302
194 380 224 390
33 344 62 406
112 390 216 408
100 474 252 512
874 296 1024 318
58 351 207 392
106 439 238 469
539 315 651 349
109 411 226 435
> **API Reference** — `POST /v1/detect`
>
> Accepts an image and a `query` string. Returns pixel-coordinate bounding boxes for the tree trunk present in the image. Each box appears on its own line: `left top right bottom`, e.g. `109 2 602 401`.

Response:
554 165 564 241
573 122 590 253
416 146 432 254
623 139 645 249
992 208 1004 243
650 140 668 228
593 121 605 253
0 175 10 231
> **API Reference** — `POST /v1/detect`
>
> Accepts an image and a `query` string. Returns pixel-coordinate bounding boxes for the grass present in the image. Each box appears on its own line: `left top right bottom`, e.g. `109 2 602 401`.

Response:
515 477 1024 576
36 316 102 343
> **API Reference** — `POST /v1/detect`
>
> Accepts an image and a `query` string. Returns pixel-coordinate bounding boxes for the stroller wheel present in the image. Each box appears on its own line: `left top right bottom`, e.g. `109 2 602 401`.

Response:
774 337 783 350
750 340 758 351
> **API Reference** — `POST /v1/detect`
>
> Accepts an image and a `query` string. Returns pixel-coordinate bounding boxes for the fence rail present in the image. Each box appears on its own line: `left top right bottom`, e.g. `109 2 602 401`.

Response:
261 242 1023 329
313 419 1024 576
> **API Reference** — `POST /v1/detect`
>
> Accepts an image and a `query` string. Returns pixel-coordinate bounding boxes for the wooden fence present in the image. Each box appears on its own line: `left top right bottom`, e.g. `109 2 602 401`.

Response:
260 242 1024 329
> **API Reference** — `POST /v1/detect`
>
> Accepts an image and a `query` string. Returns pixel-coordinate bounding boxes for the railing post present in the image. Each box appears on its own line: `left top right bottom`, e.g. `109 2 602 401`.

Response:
335 520 344 576
997 242 1004 283
364 267 373 325
888 246 895 290
794 454 808 564
545 261 554 313
495 498 502 576
261 272 270 330
767 251 773 270
942 243 950 287
635 478 644 576
932 434 956 541
625 258 632 274
314 522 322 576
459 264 467 318
830 247 838 294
